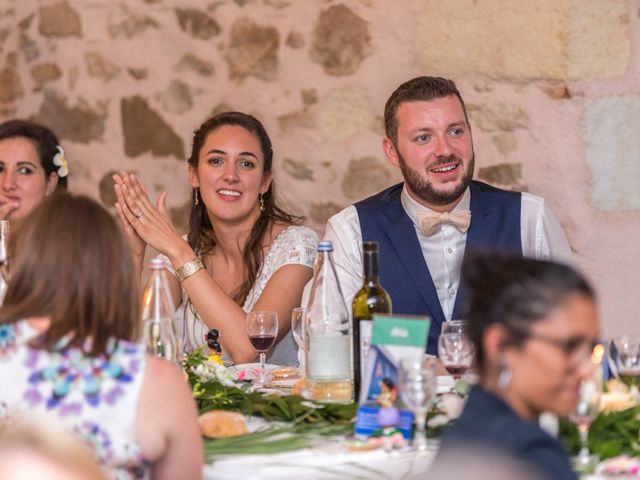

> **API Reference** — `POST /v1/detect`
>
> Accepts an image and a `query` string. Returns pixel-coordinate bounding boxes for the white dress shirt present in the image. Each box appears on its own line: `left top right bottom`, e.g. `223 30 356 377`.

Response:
323 185 573 319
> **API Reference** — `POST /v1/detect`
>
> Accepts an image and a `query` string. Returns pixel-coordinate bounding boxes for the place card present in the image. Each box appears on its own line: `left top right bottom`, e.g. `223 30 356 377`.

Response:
354 314 430 439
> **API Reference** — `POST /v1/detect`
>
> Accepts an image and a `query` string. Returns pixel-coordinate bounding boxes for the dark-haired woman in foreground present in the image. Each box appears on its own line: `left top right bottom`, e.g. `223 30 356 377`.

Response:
114 112 317 365
435 255 599 480
0 193 202 480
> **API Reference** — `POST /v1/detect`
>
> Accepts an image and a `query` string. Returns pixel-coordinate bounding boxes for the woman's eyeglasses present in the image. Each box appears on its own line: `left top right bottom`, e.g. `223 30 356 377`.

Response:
520 330 599 363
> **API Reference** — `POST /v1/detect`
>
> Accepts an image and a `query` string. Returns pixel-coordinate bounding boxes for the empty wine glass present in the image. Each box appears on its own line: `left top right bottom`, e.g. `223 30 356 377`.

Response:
438 332 474 380
291 307 306 352
246 311 279 387
398 355 437 451
570 359 603 471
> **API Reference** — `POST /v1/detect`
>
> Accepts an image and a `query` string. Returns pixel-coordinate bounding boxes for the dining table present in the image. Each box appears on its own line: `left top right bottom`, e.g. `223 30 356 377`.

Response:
203 445 433 480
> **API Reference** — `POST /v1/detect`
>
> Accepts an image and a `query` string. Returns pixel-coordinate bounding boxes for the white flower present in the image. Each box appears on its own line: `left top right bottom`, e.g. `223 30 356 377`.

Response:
427 414 451 428
440 393 465 420
190 362 238 387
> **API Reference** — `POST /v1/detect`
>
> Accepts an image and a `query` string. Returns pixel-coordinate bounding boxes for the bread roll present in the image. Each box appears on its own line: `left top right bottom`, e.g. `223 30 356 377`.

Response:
198 410 248 438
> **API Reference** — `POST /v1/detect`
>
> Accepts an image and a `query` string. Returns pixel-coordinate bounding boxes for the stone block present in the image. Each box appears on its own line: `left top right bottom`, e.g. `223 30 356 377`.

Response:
415 0 631 80
121 96 185 159
174 54 215 77
286 31 305 49
467 102 530 132
157 79 193 114
226 17 279 82
19 33 40 62
319 87 375 143
283 158 314 181
342 156 391 200
583 95 640 212
85 50 120 82
310 4 371 76
477 163 523 190
99 170 119 207
309 201 343 225
108 4 158 39
567 0 630 79
175 8 221 40
0 67 24 103
30 62 62 87
277 109 316 134
31 90 106 144
38 1 81 38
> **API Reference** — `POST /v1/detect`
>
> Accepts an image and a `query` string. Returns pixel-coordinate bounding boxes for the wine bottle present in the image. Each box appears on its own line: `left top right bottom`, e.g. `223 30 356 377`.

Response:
352 241 391 402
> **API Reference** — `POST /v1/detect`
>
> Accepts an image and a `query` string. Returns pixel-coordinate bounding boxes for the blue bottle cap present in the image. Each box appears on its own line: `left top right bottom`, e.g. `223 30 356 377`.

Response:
317 241 333 252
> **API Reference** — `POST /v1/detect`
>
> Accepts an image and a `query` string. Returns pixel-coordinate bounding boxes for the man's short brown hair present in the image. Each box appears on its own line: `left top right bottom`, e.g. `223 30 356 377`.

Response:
384 76 469 145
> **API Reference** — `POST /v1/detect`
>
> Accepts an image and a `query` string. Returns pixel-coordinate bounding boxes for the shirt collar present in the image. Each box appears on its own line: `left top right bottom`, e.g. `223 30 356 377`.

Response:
400 184 471 228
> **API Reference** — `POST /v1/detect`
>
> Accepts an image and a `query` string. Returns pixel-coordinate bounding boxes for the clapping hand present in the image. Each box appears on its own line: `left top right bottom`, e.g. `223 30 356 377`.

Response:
113 171 185 261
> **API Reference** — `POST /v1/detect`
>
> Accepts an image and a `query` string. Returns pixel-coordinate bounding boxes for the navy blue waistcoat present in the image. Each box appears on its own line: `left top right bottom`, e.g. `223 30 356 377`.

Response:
354 181 522 354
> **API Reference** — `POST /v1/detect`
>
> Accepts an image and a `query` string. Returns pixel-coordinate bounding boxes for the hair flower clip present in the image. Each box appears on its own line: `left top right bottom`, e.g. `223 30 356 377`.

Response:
53 146 69 178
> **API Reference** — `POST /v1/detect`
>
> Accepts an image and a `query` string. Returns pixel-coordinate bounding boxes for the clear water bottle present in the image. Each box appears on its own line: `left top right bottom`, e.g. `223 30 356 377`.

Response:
0 221 9 305
141 256 180 365
304 241 354 403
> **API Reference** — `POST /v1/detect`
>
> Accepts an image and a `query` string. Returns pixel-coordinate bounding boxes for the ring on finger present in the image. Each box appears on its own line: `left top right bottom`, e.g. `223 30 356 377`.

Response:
134 211 145 219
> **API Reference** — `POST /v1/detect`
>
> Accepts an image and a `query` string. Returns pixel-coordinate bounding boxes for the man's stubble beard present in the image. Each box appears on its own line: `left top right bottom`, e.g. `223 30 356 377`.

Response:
398 151 475 207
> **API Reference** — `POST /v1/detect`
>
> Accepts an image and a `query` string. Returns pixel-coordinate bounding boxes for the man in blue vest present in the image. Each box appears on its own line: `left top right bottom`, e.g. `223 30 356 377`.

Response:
325 76 572 355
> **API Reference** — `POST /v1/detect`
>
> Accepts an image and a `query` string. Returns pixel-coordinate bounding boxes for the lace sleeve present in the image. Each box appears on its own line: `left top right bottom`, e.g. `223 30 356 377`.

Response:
242 226 318 312
271 226 318 270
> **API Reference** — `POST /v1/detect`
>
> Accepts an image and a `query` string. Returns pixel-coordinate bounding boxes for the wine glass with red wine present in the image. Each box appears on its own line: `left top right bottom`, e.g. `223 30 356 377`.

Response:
246 311 279 386
438 332 474 380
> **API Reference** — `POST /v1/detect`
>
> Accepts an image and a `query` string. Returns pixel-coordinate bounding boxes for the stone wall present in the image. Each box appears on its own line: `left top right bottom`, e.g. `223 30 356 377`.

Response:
1 0 638 336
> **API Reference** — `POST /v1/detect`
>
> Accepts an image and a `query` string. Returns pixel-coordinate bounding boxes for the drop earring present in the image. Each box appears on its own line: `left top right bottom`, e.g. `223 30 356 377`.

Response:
497 359 512 390
194 187 199 206
259 193 265 212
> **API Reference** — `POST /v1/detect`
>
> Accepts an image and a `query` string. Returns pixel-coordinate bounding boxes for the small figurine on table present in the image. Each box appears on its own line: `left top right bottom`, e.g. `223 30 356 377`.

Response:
376 377 400 427
206 329 223 366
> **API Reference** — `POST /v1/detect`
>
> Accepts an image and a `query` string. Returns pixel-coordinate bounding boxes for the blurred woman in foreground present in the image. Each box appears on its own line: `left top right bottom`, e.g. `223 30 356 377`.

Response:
0 193 202 480
0 119 68 222
435 254 599 480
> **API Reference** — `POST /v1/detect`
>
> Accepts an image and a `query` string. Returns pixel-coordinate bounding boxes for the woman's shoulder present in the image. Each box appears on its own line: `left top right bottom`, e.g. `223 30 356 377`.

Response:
271 223 318 243
256 224 318 274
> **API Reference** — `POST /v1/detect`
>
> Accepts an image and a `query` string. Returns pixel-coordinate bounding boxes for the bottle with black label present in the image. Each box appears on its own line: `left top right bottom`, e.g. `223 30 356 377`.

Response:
352 241 391 402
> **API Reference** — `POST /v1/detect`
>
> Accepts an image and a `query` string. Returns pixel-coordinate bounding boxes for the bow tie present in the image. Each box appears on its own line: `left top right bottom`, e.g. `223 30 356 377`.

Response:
418 210 471 236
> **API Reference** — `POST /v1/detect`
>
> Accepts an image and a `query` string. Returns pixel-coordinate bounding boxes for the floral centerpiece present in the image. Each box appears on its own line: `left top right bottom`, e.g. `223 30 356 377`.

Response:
183 349 358 460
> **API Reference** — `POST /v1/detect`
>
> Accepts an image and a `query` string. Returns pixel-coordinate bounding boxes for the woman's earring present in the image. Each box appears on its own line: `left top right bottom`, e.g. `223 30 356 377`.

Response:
497 359 512 391
194 187 199 207
259 193 265 212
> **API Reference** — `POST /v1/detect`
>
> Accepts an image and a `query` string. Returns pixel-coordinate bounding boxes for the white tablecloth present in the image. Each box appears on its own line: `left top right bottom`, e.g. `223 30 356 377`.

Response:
203 446 434 479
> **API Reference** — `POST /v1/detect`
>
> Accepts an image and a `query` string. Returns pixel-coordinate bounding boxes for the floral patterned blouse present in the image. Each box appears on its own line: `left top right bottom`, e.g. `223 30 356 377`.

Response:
0 320 149 480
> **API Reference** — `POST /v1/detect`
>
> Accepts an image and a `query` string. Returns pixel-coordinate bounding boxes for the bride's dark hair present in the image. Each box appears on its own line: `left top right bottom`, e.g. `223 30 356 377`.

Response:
186 111 301 304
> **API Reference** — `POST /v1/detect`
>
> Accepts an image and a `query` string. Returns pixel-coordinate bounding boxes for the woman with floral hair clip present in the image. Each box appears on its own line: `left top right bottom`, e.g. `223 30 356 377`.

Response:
0 119 68 223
